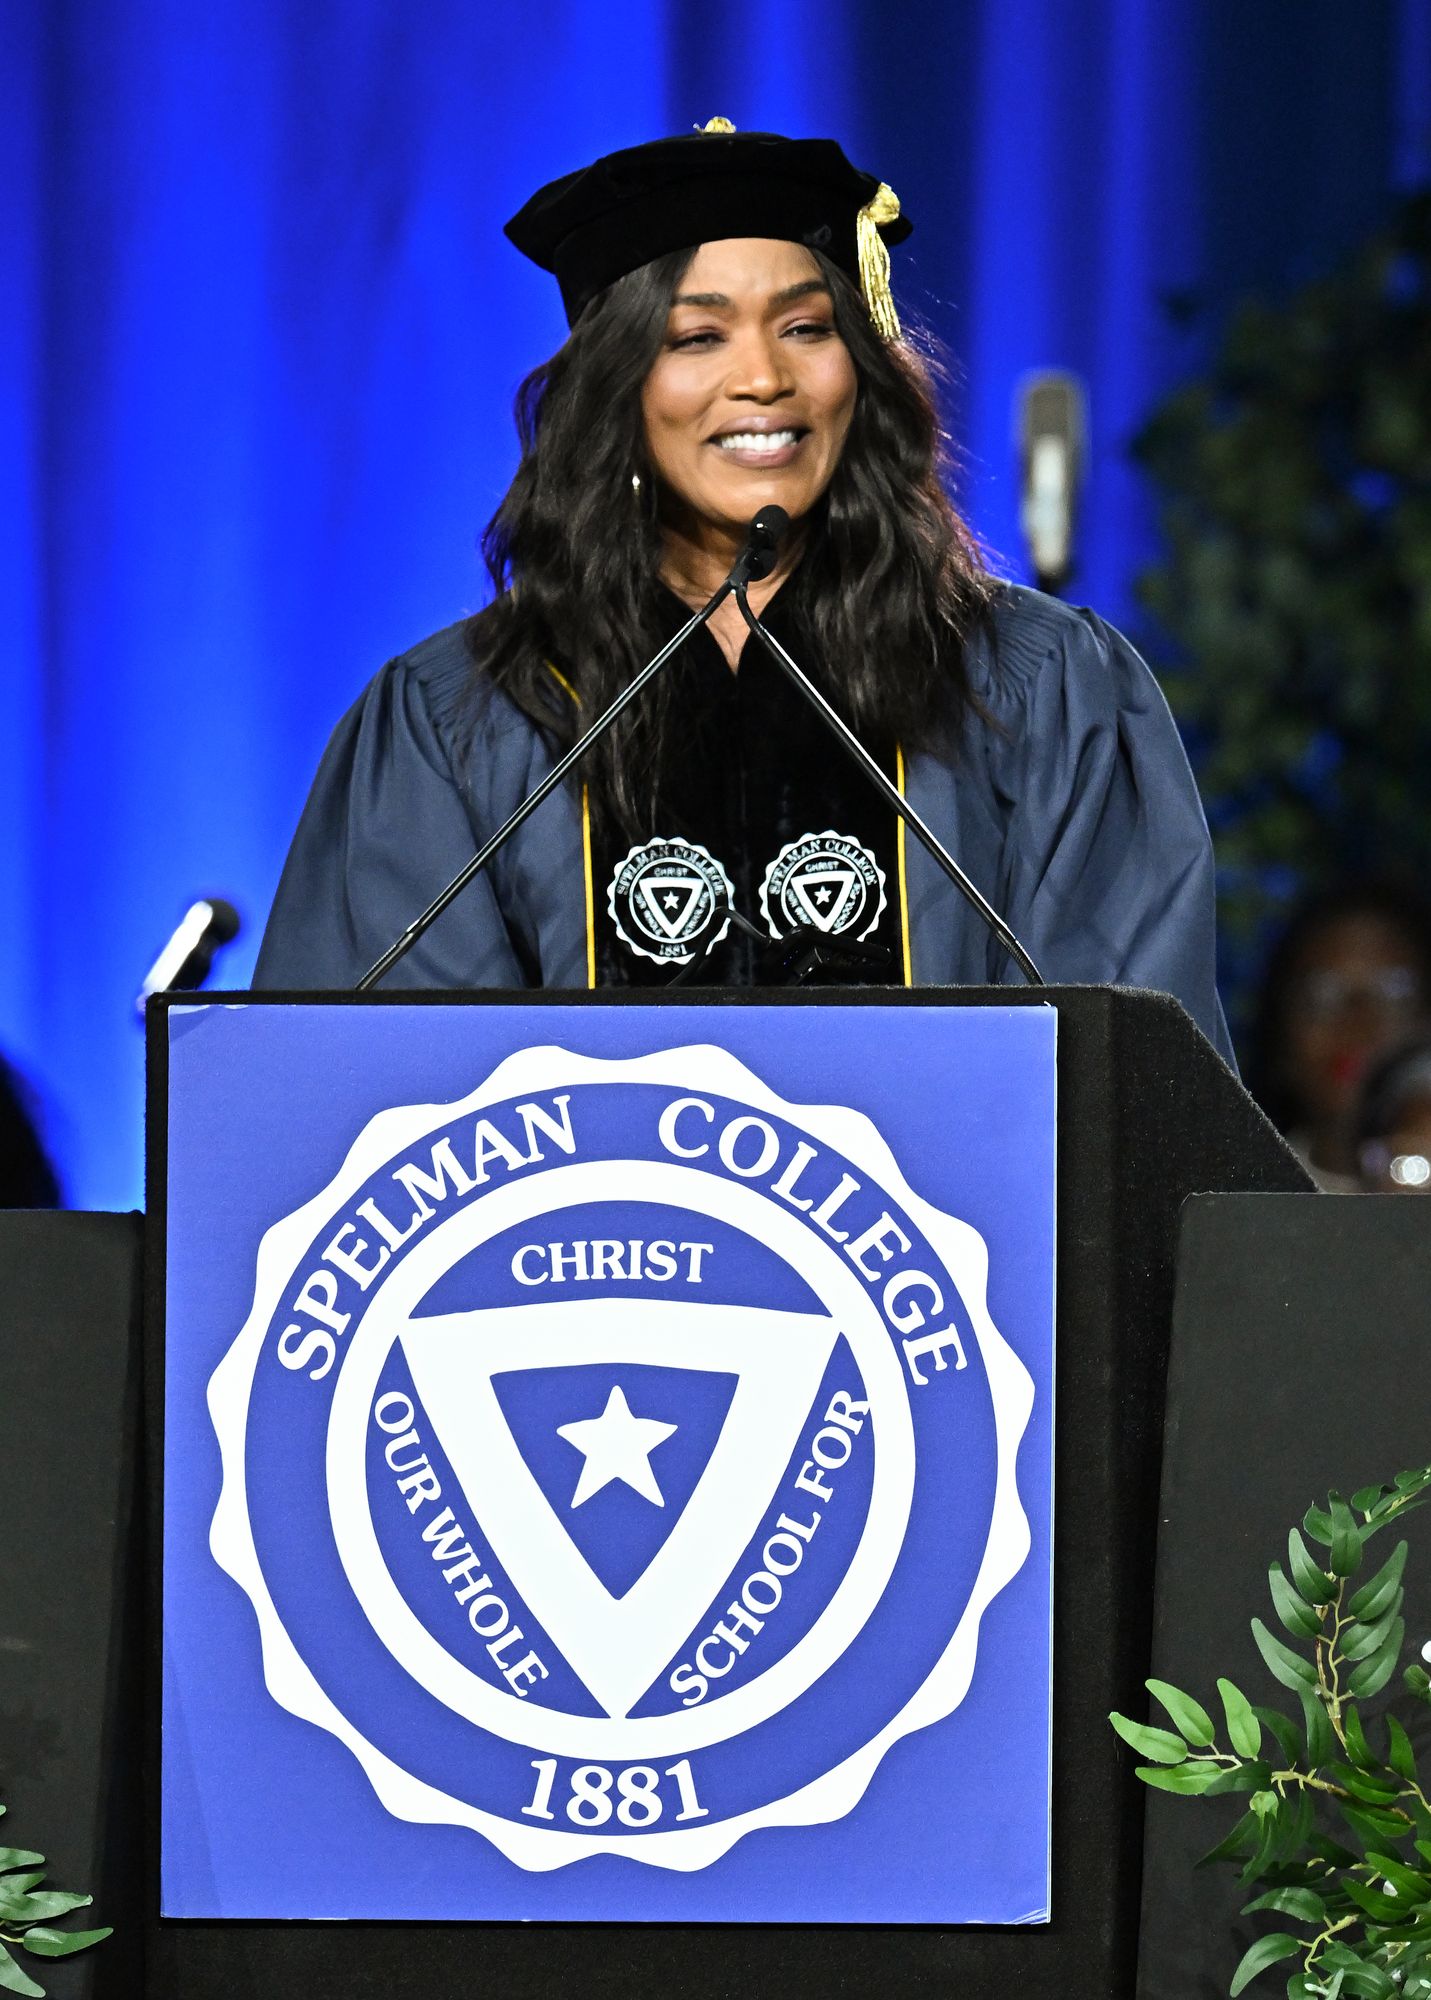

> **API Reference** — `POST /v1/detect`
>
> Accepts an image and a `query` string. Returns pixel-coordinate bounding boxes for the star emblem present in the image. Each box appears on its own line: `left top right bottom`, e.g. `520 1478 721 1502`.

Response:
556 1385 678 1509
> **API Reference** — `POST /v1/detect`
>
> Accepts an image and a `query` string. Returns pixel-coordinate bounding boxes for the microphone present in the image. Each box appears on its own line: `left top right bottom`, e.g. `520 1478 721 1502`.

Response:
135 898 241 1016
360 501 1039 991
729 504 791 586
1016 370 1086 594
357 527 770 991
728 586 1043 987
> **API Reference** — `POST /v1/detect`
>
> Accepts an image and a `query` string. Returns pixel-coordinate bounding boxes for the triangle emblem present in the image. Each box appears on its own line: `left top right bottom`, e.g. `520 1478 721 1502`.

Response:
790 868 858 933
634 875 706 940
400 1298 839 1720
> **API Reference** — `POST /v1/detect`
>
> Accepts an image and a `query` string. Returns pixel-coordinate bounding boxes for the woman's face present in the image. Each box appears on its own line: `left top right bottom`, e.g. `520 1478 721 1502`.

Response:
1281 913 1429 1126
640 237 858 545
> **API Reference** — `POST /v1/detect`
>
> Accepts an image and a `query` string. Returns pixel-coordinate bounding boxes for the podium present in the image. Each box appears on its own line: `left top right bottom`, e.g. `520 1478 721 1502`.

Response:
0 986 1310 1998
1138 1193 1431 1999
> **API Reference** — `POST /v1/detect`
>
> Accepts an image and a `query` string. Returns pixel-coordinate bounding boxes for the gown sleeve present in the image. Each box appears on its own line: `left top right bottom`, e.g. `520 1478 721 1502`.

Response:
979 591 1235 1065
252 640 528 991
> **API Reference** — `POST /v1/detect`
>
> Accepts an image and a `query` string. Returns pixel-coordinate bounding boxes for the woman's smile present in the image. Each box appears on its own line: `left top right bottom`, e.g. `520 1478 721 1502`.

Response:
710 421 810 468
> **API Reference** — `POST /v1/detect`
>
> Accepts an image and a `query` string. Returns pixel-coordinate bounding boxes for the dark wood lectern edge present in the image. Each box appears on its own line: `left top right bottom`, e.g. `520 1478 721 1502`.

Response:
153 979 1162 1012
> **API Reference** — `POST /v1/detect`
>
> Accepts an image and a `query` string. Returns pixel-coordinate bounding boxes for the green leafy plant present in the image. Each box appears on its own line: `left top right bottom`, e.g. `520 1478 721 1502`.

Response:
0 1805 110 1997
1112 1467 1431 1996
1132 191 1431 972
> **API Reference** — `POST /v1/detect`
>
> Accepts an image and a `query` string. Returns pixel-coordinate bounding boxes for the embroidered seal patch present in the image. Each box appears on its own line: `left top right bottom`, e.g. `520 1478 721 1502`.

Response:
760 831 887 941
207 1043 1034 1876
607 837 734 965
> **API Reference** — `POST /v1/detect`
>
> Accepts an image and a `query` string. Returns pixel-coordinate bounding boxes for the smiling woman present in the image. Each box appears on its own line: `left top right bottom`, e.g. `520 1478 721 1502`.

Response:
254 122 1232 1056
639 242 860 663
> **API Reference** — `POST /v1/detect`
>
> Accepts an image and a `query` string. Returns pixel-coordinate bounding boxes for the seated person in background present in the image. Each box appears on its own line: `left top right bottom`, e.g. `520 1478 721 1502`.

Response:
1356 1041 1431 1192
0 1054 60 1209
1246 882 1431 1191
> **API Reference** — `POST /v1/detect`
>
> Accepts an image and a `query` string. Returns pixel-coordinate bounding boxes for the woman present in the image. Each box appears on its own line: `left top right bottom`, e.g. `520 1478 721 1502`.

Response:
1247 881 1431 1188
255 122 1231 1058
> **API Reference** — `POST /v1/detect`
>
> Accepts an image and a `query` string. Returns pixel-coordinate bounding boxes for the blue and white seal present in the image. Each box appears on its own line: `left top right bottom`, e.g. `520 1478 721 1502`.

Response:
607 837 733 964
760 829 887 940
208 1044 1033 1872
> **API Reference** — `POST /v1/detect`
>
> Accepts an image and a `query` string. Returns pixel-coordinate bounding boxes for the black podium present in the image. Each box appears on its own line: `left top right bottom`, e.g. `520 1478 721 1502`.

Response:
0 1211 144 2000
1138 1193 1431 1999
0 986 1311 1998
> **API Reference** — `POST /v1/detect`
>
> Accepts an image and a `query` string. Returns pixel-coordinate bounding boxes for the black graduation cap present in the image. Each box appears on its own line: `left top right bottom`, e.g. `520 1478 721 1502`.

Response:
504 117 911 339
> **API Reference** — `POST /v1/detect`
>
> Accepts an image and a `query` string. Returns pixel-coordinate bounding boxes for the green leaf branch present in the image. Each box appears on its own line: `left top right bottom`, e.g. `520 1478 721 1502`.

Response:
1111 1467 1431 1998
0 1805 111 1998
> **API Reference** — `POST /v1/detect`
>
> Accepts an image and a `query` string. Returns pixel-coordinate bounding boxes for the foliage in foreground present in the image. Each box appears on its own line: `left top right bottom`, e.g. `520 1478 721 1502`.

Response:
0 1806 110 1997
1113 1468 1431 1997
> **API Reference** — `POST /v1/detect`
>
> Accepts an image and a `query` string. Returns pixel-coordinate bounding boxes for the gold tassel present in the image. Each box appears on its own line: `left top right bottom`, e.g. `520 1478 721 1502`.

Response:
694 122 899 339
857 182 902 341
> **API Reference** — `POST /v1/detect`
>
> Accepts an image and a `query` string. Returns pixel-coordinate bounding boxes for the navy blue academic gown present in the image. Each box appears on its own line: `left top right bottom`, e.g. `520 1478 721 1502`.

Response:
253 584 1234 1064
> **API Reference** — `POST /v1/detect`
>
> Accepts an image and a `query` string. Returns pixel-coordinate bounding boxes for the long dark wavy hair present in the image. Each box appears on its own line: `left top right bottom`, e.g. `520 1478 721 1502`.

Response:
468 246 995 838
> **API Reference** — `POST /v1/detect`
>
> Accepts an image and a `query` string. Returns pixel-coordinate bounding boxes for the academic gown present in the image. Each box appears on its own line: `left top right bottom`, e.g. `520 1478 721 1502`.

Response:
253 582 1235 1064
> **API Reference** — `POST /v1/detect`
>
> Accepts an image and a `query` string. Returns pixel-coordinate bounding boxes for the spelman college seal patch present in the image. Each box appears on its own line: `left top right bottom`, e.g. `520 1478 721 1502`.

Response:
607 838 733 964
168 1004 1054 1921
760 830 887 941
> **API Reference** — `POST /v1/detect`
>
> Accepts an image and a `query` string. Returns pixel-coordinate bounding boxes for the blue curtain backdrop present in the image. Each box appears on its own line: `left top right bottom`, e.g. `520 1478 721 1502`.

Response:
3 0 1427 1208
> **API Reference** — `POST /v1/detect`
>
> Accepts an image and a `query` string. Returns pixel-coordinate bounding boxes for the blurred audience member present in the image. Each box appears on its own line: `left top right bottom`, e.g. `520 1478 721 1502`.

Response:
1247 882 1431 1191
1356 1041 1431 1192
0 1054 61 1208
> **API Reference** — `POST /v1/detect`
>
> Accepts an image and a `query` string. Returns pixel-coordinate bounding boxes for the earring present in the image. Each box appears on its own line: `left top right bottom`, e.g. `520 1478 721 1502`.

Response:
631 471 643 498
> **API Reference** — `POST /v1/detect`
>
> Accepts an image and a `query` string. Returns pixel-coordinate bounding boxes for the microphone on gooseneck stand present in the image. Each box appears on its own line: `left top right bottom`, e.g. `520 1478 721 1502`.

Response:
1016 370 1086 596
663 901 772 988
726 503 787 587
135 898 242 1018
730 506 1043 987
355 514 780 991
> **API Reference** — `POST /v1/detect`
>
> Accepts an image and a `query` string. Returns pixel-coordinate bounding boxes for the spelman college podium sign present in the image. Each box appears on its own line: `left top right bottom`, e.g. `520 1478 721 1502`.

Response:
160 999 1055 1924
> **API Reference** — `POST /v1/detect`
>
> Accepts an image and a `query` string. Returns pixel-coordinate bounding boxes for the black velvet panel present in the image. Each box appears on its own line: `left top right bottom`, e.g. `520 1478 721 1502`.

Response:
591 584 904 987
